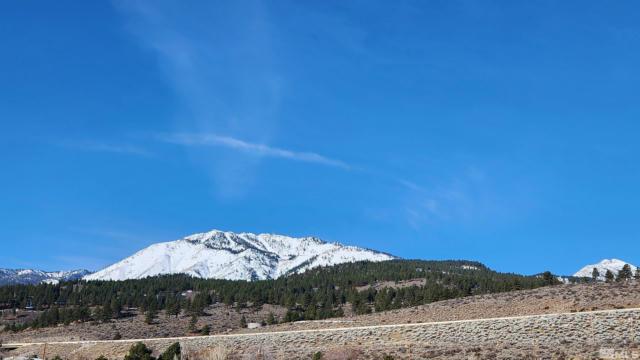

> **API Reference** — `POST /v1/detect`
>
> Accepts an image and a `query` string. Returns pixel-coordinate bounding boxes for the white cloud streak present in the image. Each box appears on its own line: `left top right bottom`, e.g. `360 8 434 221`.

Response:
161 133 350 169
57 140 152 156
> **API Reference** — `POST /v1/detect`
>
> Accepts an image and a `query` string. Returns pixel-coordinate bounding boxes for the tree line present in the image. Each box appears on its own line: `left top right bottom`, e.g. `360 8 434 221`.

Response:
1 260 561 331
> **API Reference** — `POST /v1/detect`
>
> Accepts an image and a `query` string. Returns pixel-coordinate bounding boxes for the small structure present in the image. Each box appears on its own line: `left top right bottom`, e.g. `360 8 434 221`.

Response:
247 322 263 329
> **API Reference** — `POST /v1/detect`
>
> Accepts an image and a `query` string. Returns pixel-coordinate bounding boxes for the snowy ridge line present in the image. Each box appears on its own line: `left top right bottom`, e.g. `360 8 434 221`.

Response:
84 229 397 282
0 269 90 286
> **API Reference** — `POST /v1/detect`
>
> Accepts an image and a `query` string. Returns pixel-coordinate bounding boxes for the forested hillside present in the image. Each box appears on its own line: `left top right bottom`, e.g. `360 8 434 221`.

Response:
1 260 559 331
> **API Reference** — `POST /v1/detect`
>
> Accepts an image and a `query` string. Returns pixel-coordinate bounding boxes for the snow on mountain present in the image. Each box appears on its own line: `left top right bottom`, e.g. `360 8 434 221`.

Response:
573 259 638 280
0 269 91 286
84 229 397 281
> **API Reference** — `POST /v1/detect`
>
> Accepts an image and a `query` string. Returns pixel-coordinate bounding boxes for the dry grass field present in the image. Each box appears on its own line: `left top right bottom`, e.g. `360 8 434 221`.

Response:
2 281 640 359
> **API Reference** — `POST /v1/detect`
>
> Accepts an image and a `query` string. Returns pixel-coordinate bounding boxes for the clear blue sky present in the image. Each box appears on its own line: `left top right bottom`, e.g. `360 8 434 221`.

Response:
1 1 639 275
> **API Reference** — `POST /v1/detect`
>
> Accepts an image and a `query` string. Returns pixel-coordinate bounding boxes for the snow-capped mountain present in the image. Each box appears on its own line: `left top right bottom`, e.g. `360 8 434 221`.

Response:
0 269 91 286
573 259 638 280
84 229 396 281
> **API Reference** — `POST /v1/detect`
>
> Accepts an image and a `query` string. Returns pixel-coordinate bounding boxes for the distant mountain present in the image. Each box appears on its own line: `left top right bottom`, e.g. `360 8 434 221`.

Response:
0 269 91 286
84 229 396 281
573 259 638 280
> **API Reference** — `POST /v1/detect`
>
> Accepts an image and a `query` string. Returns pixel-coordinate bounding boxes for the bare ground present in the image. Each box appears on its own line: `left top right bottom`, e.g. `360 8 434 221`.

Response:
2 280 640 359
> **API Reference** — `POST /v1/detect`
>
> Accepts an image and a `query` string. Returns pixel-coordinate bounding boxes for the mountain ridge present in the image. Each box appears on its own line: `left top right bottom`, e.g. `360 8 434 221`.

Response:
0 269 91 286
84 229 396 281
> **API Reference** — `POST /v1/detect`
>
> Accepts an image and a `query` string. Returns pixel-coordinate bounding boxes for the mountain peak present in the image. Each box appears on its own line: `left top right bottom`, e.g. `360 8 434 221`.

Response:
573 258 638 280
85 229 395 281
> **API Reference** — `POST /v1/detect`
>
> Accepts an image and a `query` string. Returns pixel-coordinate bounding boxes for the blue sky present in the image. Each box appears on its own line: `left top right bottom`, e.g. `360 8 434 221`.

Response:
1 1 639 275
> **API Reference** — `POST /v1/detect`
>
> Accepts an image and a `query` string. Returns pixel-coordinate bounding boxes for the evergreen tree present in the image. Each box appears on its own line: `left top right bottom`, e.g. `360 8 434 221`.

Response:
145 305 157 325
266 312 276 325
166 300 181 318
592 268 600 281
542 271 554 285
239 315 247 328
188 313 197 333
617 264 633 281
158 342 180 360
102 301 113 322
112 298 123 319
124 342 155 360
92 307 103 323
605 270 615 282
635 267 640 280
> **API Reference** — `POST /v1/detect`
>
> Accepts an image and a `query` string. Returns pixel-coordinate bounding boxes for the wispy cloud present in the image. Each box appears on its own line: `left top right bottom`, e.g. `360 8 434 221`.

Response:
395 178 427 193
57 140 152 156
160 133 350 169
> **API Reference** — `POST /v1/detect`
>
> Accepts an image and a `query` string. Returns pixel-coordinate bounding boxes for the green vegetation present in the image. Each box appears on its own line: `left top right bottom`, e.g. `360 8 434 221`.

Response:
266 311 277 325
616 264 633 281
158 342 181 360
604 270 614 282
592 267 599 281
124 342 154 360
605 269 615 282
1 260 562 332
144 304 157 325
201 324 210 335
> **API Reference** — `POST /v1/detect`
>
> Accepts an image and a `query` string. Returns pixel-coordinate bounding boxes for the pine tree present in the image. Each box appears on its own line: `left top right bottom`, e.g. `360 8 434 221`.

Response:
145 305 157 325
92 307 103 323
617 264 633 281
635 267 640 280
112 298 122 319
239 315 247 328
266 312 276 325
188 313 197 333
158 342 180 360
592 268 600 281
102 301 112 322
124 342 155 360
605 270 615 283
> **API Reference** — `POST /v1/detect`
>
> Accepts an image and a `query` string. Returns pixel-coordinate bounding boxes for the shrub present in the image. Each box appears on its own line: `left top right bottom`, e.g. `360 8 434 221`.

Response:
201 324 210 336
198 344 230 360
313 352 323 360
